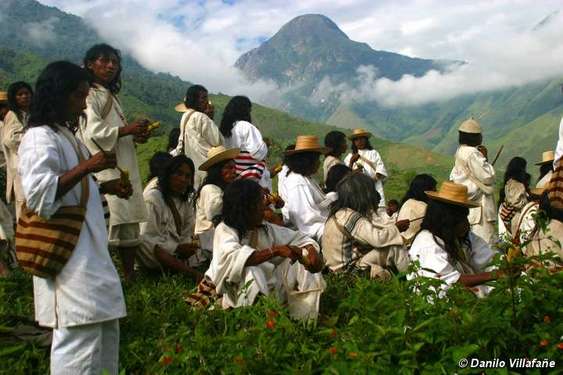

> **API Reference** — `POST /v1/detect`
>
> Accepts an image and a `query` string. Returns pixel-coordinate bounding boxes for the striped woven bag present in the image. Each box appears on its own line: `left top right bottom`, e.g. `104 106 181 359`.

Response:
547 158 563 210
15 128 89 278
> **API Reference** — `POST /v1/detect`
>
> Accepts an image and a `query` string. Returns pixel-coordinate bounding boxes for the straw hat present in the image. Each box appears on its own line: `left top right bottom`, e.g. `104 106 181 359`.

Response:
348 128 372 140
285 135 329 155
535 150 554 166
198 146 240 171
0 91 7 103
458 118 482 134
426 181 479 208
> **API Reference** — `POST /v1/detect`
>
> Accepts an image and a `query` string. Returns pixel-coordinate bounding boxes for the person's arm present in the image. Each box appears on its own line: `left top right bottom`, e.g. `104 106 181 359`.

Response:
458 272 496 287
200 114 223 147
467 150 495 184
244 245 298 267
2 112 24 151
154 245 202 280
288 183 327 240
343 211 404 248
244 122 268 161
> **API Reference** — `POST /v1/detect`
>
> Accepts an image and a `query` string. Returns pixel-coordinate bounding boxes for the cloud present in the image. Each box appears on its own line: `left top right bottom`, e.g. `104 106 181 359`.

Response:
24 17 59 46
36 0 563 107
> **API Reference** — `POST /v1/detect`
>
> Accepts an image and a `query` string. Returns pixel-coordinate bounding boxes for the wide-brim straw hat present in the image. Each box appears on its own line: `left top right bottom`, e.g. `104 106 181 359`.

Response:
175 102 188 113
535 150 554 166
426 181 479 208
0 91 7 103
348 128 372 140
285 135 329 155
458 117 482 134
199 146 240 171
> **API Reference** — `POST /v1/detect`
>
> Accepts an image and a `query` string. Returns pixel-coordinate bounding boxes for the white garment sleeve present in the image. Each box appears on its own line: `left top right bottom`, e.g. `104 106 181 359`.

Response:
286 184 327 240
82 92 120 152
269 222 320 251
370 150 387 178
468 232 496 271
2 112 23 151
410 238 461 286
242 121 268 161
555 116 563 166
202 186 223 221
200 115 223 148
18 130 62 219
140 198 175 255
467 151 495 185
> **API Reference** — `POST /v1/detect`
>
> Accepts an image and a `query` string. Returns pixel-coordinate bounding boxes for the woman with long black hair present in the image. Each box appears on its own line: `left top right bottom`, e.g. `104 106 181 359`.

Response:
397 174 437 245
138 155 204 278
497 157 531 239
323 131 346 184
2 81 33 219
19 61 128 374
408 182 498 298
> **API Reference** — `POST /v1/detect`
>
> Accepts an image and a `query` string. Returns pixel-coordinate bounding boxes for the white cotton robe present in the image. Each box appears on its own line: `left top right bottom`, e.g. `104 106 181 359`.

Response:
555 116 563 166
450 145 497 244
397 199 428 246
344 149 387 207
205 222 325 319
279 172 330 241
2 110 28 216
323 155 343 184
173 110 223 187
408 230 496 298
138 184 202 269
194 184 223 251
224 120 268 161
78 84 147 227
19 125 125 328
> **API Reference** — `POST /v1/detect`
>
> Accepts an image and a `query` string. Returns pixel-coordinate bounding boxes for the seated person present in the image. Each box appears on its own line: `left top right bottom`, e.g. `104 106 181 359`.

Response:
279 135 330 241
323 173 410 280
195 146 239 253
386 199 399 221
397 174 437 246
205 179 325 319
137 155 203 280
408 182 498 298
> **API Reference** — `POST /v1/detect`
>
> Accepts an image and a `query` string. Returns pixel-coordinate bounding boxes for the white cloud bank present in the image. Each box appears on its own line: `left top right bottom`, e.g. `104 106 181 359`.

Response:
37 0 563 107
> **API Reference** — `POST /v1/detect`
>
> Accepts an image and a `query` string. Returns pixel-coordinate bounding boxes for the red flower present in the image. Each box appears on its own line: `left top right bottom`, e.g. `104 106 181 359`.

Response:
557 342 563 350
161 356 173 366
539 339 549 348
328 347 337 356
266 319 276 330
543 315 551 324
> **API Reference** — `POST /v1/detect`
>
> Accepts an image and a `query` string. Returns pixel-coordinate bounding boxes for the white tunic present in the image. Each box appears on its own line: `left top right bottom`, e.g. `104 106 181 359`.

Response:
397 199 428 245
173 110 223 187
137 184 197 269
408 230 495 298
205 221 325 319
78 85 147 226
323 155 343 184
279 172 329 241
19 125 125 328
536 171 552 189
555 116 563 166
2 110 27 205
277 165 290 201
224 120 268 161
344 149 387 207
195 184 223 251
0 120 6 168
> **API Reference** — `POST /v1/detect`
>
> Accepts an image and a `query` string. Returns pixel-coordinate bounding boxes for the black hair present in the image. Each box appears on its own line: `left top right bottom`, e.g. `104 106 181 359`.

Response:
222 179 263 239
458 131 482 147
167 127 181 152
388 199 399 207
421 200 470 263
286 151 321 177
28 61 90 130
194 159 232 207
539 163 554 181
7 81 33 121
401 174 438 205
282 144 295 167
539 193 563 222
148 151 173 181
329 173 381 218
324 131 346 157
499 157 528 205
220 96 252 138
184 85 207 112
325 164 351 193
157 155 195 201
83 44 122 94
351 136 373 154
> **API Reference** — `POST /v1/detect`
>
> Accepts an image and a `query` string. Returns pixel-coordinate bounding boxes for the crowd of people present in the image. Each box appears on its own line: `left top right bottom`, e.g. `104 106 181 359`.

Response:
0 43 561 374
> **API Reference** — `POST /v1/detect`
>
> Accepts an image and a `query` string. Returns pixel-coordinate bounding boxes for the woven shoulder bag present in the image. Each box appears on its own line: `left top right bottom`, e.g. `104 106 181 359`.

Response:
15 127 89 278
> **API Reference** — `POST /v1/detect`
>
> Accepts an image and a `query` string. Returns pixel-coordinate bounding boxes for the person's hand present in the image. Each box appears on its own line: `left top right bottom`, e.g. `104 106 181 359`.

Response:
273 245 300 261
395 219 410 233
177 243 198 258
86 151 116 173
477 145 488 159
100 178 133 199
123 119 149 141
350 153 360 164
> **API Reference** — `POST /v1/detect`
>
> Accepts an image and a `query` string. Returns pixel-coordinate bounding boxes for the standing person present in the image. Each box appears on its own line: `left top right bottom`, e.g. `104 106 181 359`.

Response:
194 146 239 254
323 173 410 280
137 155 204 278
344 128 388 211
2 81 33 219
449 118 497 244
497 157 530 240
323 131 346 184
205 179 325 320
397 174 437 246
281 136 330 241
220 96 269 183
0 90 9 168
173 85 223 187
19 61 128 375
408 182 498 298
536 150 554 189
78 44 149 281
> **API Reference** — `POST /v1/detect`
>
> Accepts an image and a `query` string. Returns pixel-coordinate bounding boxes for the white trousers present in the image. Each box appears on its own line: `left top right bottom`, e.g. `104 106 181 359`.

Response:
51 319 120 375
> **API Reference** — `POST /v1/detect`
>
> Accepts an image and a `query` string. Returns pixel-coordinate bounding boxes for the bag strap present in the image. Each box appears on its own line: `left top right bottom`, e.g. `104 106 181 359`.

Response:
101 89 114 121
513 201 539 245
58 126 90 208
164 197 183 236
178 110 196 155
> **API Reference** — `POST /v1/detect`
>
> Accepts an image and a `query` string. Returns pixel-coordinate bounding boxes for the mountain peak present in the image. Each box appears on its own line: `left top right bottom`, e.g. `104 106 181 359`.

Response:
279 14 347 37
